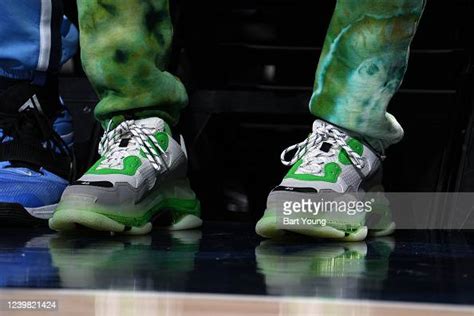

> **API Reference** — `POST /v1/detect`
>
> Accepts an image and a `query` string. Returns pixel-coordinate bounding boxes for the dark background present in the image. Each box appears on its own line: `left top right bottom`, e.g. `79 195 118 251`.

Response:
61 0 474 222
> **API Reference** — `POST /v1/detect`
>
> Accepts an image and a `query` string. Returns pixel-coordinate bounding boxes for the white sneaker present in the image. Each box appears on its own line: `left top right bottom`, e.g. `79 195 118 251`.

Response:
49 117 202 235
256 119 394 241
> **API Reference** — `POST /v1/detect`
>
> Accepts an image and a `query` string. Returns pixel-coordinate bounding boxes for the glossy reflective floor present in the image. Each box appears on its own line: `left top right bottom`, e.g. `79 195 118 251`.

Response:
0 223 474 306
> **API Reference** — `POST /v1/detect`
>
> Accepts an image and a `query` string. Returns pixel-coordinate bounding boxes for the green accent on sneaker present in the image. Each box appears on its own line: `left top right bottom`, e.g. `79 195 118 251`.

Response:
140 132 170 158
339 138 364 165
87 156 142 176
97 198 200 227
285 160 342 183
155 132 169 151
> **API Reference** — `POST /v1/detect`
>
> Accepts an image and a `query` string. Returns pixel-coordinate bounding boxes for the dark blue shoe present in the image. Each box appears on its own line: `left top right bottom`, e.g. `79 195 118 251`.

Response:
0 82 75 224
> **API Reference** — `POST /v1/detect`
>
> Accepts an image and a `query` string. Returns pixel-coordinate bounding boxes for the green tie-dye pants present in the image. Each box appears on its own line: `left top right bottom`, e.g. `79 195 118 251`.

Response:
78 0 425 150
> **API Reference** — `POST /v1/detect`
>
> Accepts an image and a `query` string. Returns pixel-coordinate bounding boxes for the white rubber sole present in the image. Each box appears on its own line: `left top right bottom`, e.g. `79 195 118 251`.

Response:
25 204 57 220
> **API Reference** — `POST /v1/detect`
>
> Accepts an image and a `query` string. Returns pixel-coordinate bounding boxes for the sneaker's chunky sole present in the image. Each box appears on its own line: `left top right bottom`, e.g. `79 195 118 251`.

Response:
256 189 369 241
256 185 395 241
256 211 369 241
0 203 56 226
256 210 395 241
49 178 202 235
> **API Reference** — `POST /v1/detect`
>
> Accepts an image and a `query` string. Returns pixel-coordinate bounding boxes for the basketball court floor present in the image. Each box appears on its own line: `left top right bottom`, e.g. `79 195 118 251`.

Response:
0 223 473 315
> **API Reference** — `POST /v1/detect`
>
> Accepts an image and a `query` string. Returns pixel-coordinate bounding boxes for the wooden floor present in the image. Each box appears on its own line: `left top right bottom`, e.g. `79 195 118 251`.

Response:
1 290 473 316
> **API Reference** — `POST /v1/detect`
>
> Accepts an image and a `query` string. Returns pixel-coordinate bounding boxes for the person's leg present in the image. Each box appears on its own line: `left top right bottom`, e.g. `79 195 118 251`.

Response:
310 0 426 151
77 0 188 126
50 0 201 235
257 0 425 241
0 0 79 223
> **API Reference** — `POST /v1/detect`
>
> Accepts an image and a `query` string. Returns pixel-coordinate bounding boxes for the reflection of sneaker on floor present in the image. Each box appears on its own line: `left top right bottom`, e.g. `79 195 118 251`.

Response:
49 234 153 288
0 83 74 224
255 237 394 296
255 240 368 296
49 230 201 289
49 117 201 235
256 119 393 241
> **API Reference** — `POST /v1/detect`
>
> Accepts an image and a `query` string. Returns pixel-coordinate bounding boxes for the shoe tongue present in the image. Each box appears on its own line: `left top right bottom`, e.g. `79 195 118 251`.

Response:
312 119 331 132
100 118 168 167
312 119 347 149
134 117 167 133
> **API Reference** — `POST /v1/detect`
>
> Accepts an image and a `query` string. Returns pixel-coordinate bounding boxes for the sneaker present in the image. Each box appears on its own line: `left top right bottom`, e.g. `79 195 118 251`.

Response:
256 119 393 241
49 117 202 235
0 82 74 224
